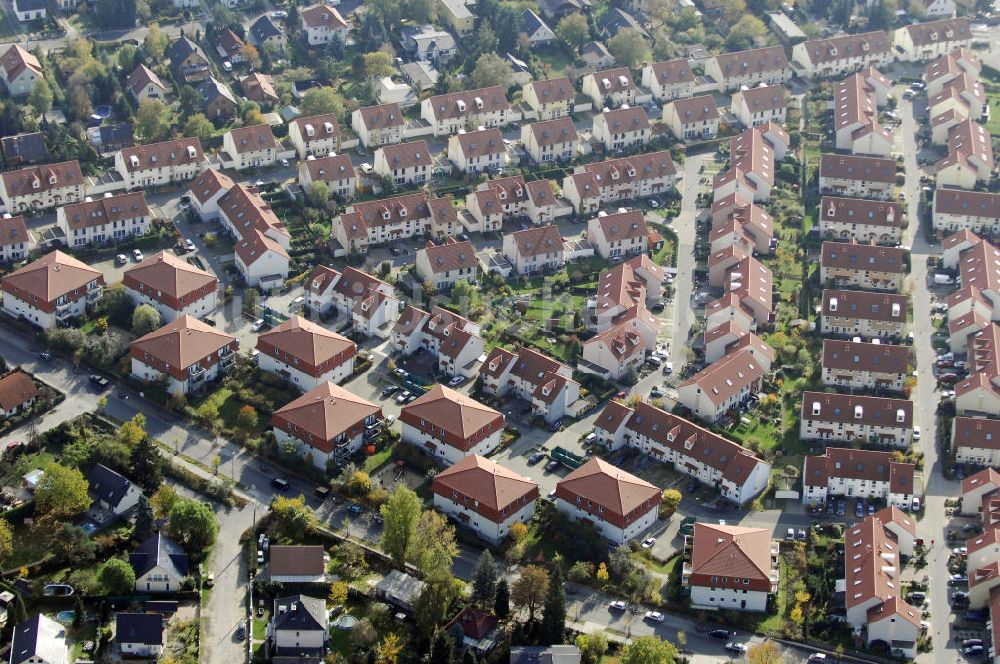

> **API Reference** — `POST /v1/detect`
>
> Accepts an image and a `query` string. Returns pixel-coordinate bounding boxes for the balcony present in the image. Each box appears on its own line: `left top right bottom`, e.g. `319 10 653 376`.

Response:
681 561 693 587
189 366 205 382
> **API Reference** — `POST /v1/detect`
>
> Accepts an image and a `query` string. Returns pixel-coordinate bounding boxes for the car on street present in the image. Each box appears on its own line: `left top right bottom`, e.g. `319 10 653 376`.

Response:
836 500 846 516
644 611 665 622
961 645 984 657
708 629 733 639
38 351 51 361
549 419 563 432
270 10 287 18
725 643 748 654
912 496 921 511
544 460 560 472
185 238 195 252
952 591 970 604
913 425 921 440
797 528 807 541
256 550 264 564
608 600 627 611
447 375 465 387
807 655 827 663
951 574 969 585
954 546 968 556
395 391 411 404
132 249 143 262
664 361 674 374
280 158 289 167
235 624 246 641
855 501 865 518
868 503 875 515
650 387 664 398
641 537 656 549
381 385 399 398
585 431 597 443
89 374 109 389
963 640 984 649
115 254 128 266
205 573 214 587
528 452 545 465
826 501 835 515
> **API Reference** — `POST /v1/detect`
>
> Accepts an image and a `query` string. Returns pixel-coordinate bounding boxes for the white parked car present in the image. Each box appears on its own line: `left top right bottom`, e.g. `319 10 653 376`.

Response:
641 537 656 549
132 249 143 262
913 425 921 440
250 319 265 332
644 611 665 623
608 600 627 611
447 375 464 387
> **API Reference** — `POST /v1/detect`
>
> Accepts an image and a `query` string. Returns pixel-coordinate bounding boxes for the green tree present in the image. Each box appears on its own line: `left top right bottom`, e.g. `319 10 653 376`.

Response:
150 484 178 519
134 99 172 142
271 495 315 541
471 52 513 90
379 485 421 567
131 303 161 336
183 113 215 142
48 523 96 567
346 470 371 495
407 0 436 22
747 640 783 664
608 28 651 68
0 518 12 561
494 578 510 618
725 14 767 50
661 488 682 515
408 510 458 577
236 405 258 431
133 495 155 541
118 413 148 448
99 558 136 595
28 79 52 117
429 628 458 664
35 462 92 519
414 570 462 637
307 180 330 208
166 498 219 551
129 436 163 491
620 635 678 664
576 632 610 664
328 580 349 606
243 288 259 315
300 86 346 119
363 51 395 78
511 564 549 622
240 100 264 125
178 85 202 119
540 565 566 644
556 13 590 51
144 23 168 61
471 550 498 608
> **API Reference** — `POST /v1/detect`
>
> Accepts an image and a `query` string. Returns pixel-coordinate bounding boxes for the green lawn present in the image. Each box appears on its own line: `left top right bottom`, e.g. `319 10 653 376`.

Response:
361 444 393 474
252 617 267 641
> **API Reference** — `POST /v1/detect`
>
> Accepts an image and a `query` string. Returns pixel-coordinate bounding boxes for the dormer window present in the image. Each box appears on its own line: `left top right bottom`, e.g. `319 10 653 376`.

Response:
854 405 863 419
896 408 905 423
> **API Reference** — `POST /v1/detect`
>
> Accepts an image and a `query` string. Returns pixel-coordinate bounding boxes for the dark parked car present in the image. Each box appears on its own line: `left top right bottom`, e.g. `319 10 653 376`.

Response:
271 478 290 491
544 460 560 472
347 504 363 516
89 374 109 389
528 452 545 465
826 501 835 515
836 500 846 516
549 419 563 432
708 629 733 640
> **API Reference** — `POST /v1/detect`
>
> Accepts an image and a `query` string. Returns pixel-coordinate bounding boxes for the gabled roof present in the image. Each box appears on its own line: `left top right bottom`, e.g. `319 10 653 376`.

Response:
380 140 432 169
646 58 694 86
115 613 163 646
10 614 66 664
126 64 165 97
0 44 41 82
301 3 348 29
1 160 82 197
713 45 789 78
250 14 285 42
1 132 48 165
119 138 204 174
427 86 511 121
87 463 135 509
273 595 325 631
526 77 575 105
0 214 30 249
268 545 325 577
668 95 719 124
129 532 189 579
61 192 150 230
798 31 891 66
819 153 895 183
227 124 277 154
355 102 405 132
420 237 478 274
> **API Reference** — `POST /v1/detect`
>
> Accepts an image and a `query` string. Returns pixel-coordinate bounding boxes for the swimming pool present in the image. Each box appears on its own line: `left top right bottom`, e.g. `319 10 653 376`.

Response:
55 611 74 624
